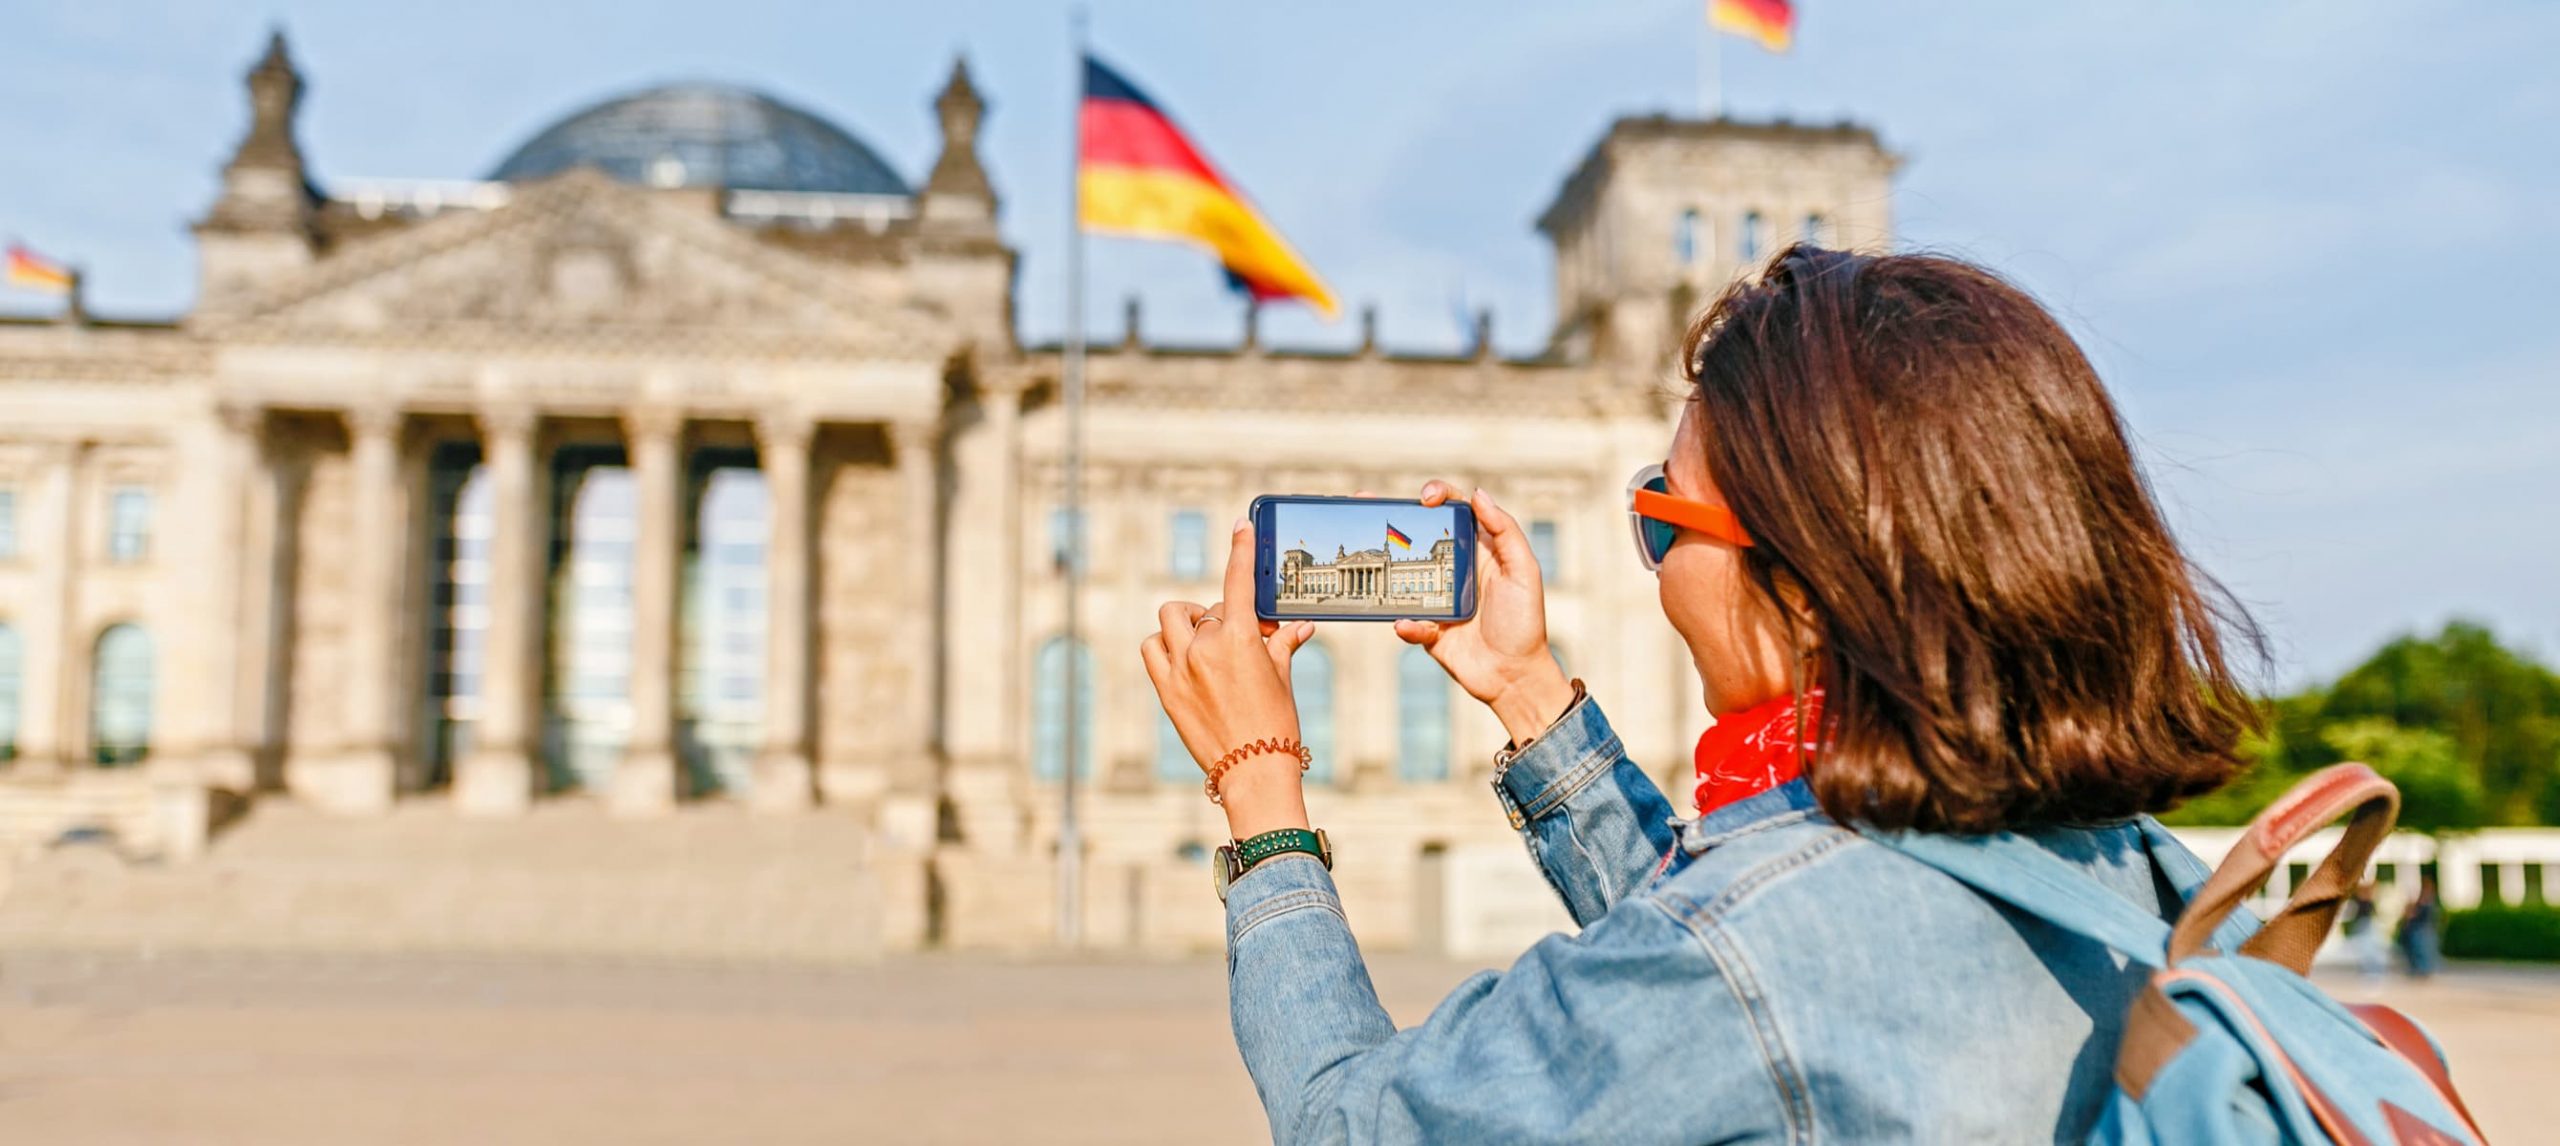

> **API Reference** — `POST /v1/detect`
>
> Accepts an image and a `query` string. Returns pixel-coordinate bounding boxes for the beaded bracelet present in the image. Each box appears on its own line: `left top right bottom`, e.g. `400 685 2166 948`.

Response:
1203 736 1313 806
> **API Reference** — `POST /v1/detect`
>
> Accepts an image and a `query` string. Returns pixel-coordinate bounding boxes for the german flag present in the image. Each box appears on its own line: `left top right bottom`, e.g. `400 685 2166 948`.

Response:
1385 523 1413 551
5 244 73 293
1710 0 1795 53
1079 56 1338 317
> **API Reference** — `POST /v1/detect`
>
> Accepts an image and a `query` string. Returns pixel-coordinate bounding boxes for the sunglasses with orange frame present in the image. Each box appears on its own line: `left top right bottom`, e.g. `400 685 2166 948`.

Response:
1627 462 1753 571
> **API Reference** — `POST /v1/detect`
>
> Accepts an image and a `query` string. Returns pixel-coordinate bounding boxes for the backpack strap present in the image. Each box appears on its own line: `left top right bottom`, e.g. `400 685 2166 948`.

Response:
2169 762 2398 973
1869 830 2174 965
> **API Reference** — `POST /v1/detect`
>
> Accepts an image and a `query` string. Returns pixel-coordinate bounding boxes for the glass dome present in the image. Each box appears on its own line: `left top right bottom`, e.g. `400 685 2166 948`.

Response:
489 84 910 197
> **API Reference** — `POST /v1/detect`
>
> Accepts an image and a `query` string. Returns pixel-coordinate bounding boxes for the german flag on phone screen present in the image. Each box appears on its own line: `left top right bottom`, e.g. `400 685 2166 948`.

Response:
1386 523 1413 551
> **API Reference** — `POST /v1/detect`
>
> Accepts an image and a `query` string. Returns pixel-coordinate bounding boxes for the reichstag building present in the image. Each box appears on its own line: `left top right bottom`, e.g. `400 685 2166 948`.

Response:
0 34 1896 950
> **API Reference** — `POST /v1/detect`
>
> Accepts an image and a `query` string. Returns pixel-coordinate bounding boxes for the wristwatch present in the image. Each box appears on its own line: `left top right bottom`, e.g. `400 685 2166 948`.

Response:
1213 828 1332 903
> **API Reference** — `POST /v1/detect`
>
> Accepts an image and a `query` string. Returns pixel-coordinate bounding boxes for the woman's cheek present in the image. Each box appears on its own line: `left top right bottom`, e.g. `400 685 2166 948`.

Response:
1658 548 1725 672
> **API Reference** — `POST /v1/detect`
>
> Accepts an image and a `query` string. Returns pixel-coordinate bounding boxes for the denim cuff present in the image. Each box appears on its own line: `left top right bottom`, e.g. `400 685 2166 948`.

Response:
1223 852 1348 947
1492 690 1624 829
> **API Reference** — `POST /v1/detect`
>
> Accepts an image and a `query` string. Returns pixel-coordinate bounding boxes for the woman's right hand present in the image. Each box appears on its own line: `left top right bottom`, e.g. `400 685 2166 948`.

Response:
1396 483 1577 745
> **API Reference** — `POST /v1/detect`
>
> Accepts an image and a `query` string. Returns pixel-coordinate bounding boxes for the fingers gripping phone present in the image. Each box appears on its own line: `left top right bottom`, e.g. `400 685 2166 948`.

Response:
1251 495 1478 622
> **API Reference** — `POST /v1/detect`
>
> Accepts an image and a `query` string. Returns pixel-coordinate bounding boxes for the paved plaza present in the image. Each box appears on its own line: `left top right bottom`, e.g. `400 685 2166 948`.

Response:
1 949 2553 1144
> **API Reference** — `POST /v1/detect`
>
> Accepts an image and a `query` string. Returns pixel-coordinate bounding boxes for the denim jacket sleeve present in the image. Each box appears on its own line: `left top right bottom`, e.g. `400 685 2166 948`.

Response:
1222 854 1783 1144
1490 692 1683 926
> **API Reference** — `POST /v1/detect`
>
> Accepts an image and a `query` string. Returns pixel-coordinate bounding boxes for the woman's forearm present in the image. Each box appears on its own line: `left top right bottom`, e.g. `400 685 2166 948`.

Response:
1493 693 1682 925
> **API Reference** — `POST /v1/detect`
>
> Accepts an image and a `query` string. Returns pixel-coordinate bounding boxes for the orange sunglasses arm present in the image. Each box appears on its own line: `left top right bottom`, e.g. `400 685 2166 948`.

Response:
1632 487 1754 548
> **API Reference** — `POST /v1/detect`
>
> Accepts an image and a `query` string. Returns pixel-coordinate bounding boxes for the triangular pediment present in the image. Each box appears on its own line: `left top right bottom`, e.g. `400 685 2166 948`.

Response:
208 168 940 355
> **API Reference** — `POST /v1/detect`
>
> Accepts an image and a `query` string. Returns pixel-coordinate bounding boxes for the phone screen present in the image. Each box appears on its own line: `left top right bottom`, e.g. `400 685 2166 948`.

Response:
1254 496 1476 621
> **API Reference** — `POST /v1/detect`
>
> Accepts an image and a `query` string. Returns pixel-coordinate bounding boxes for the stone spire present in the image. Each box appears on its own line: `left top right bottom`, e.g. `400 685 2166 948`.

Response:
194 29 321 311
204 29 318 234
918 56 996 231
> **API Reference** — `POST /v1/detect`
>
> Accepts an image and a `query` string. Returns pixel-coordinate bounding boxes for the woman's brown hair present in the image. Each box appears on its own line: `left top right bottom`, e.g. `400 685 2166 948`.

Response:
1684 244 2263 833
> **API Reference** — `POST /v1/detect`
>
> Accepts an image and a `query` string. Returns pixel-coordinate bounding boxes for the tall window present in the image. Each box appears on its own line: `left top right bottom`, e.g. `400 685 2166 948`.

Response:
107 487 151 564
1048 506 1085 574
426 460 492 783
1397 644 1450 782
1675 209 1702 266
552 465 635 789
1168 508 1208 581
1802 212 1829 246
91 623 153 765
1154 707 1192 783
0 622 19 761
0 487 17 559
1740 210 1768 264
1529 519 1560 585
1033 636 1096 781
1297 640 1337 784
684 466 768 795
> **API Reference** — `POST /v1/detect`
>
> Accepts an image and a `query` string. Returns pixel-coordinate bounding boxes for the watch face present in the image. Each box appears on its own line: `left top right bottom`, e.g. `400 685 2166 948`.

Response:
1213 845 1237 902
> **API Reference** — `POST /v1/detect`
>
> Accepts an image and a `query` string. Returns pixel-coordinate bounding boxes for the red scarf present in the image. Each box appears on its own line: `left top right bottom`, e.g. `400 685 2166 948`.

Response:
1692 689 1823 815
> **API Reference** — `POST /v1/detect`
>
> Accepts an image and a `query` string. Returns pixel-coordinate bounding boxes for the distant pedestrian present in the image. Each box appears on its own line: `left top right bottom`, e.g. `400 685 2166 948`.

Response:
2340 879 2387 983
2395 874 2444 979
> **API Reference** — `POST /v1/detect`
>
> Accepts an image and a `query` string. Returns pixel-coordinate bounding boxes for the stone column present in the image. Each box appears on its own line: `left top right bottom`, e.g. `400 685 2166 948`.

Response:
752 412 816 811
874 419 943 843
238 440 300 792
610 406 684 817
191 404 263 792
293 406 399 814
455 406 541 816
942 375 1027 849
15 442 80 773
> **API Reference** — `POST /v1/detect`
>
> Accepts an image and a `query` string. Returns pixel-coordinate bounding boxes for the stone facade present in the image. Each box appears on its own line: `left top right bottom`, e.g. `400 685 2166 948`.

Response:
0 34 1898 951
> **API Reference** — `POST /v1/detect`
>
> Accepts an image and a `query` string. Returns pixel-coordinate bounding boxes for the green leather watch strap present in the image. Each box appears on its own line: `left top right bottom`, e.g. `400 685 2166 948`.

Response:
1233 827 1329 872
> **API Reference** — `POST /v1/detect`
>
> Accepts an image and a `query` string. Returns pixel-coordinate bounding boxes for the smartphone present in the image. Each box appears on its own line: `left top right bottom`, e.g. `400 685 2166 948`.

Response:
1251 494 1478 622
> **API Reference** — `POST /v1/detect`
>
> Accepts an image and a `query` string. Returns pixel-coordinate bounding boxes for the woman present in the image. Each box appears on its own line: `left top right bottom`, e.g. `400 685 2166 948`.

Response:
1143 246 2263 1143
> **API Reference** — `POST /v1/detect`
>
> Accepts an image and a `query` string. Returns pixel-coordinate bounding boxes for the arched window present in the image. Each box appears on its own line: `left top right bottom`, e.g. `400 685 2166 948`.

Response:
1801 212 1828 246
1397 644 1450 783
1155 706 1192 783
91 623 153 766
0 622 20 761
1740 210 1768 264
1297 641 1337 784
1674 209 1701 266
1033 636 1096 781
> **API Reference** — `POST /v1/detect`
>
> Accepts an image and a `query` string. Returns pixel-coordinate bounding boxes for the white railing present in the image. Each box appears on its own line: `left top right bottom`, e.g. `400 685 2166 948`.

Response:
722 189 911 233
332 179 513 221
327 181 912 235
2169 827 2560 914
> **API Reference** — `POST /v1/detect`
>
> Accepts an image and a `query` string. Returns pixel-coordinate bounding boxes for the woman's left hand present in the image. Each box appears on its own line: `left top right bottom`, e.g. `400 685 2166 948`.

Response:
1141 515 1318 838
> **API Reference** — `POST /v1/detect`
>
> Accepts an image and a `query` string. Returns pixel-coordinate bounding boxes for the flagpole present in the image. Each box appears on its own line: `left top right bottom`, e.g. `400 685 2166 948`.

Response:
1058 2 1090 949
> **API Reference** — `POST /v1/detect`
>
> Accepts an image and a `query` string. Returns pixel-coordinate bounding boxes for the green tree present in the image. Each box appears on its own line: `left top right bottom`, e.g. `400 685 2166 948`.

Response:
2159 626 2560 828
2315 718 2485 834
2313 621 2560 825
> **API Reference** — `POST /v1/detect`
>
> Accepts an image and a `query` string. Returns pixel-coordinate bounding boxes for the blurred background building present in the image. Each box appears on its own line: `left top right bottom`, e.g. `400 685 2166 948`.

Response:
0 32 1896 952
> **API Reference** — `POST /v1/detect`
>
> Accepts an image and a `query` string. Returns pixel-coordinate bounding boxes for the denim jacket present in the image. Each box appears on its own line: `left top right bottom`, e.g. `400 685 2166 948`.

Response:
1222 692 2243 1144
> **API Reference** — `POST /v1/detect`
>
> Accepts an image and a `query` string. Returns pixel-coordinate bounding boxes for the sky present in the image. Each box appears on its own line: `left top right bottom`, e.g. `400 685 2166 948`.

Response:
1276 501 1461 562
2 1 2554 688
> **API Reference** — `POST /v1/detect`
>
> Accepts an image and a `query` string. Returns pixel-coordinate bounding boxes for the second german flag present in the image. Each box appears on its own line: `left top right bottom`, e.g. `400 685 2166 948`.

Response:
1710 0 1795 53
1078 55 1338 318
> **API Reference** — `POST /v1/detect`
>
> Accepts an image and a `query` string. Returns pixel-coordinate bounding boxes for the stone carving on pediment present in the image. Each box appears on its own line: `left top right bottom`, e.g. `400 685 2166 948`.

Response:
218 172 935 353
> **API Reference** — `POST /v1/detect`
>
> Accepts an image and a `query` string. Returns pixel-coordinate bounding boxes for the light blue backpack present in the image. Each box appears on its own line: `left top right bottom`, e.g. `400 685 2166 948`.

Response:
1876 763 2487 1145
